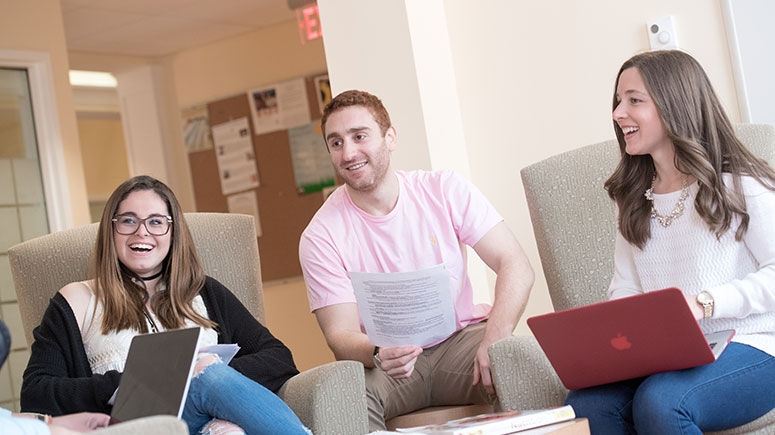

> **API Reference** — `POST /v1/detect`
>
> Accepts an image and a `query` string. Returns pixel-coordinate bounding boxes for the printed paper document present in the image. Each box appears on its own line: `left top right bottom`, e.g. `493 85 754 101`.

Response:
350 264 456 348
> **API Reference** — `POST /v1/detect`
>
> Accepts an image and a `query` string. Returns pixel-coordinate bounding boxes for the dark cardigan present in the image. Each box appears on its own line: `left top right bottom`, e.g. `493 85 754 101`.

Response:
20 276 299 415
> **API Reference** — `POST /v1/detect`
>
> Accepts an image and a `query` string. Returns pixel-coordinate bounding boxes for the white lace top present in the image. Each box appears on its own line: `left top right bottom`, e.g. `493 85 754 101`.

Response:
79 281 218 374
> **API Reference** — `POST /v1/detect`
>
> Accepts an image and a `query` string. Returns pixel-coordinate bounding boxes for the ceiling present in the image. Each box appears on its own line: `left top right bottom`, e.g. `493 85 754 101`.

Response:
60 0 298 58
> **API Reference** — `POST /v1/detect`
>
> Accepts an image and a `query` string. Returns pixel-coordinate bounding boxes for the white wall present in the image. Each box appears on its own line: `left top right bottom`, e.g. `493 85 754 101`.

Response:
320 0 741 334
318 1 432 173
722 0 775 125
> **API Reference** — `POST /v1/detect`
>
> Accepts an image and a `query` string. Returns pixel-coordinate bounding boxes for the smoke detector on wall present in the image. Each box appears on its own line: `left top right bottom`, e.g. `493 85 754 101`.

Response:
647 16 679 50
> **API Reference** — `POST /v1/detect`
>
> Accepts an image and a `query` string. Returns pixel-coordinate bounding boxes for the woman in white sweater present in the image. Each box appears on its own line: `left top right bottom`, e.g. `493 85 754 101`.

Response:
566 50 775 434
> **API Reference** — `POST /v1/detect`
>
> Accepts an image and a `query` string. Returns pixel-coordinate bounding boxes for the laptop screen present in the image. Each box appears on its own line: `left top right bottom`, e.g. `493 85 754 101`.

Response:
110 327 201 423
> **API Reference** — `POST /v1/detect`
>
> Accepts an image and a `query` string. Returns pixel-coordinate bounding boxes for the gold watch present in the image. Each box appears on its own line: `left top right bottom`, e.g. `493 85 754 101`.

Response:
696 291 714 319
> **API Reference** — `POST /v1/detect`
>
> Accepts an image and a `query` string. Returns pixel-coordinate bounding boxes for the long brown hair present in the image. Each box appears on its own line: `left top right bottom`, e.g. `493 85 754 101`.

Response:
93 175 215 333
604 50 775 249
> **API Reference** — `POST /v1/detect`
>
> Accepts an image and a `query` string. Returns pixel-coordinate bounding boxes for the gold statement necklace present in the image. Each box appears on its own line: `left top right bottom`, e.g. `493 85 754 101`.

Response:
644 173 690 227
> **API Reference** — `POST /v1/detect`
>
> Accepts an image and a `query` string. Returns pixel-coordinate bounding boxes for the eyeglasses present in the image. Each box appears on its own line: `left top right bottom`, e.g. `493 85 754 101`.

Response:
112 214 173 236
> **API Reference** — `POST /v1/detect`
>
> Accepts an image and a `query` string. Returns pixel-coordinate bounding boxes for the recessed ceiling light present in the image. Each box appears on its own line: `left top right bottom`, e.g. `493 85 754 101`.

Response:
69 70 117 88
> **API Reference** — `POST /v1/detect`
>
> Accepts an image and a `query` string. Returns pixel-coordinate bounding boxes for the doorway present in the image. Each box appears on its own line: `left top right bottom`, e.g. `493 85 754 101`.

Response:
0 66 49 411
71 82 130 222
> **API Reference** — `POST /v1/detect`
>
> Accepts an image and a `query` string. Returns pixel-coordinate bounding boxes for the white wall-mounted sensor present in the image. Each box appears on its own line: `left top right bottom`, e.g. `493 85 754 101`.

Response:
647 16 679 50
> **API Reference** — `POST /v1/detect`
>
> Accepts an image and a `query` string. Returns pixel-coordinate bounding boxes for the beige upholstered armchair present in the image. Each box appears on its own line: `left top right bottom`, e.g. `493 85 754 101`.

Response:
488 124 775 434
9 212 369 435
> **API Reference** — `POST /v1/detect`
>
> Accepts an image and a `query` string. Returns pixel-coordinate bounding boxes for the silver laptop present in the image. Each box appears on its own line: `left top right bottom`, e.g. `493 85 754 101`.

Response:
110 327 201 424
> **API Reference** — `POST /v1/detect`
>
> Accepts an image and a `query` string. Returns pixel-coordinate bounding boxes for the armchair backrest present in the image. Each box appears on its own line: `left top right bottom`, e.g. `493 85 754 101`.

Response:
9 212 265 347
521 123 775 312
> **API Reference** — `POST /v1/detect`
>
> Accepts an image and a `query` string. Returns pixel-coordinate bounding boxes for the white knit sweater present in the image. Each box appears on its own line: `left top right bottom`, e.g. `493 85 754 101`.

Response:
610 175 775 356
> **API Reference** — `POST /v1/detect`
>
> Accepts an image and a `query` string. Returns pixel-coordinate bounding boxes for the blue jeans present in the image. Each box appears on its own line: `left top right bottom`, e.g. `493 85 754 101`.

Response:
181 361 310 435
565 343 775 434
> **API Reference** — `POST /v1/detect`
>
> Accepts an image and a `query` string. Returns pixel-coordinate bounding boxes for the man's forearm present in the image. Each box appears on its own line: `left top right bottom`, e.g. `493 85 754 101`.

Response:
485 257 534 343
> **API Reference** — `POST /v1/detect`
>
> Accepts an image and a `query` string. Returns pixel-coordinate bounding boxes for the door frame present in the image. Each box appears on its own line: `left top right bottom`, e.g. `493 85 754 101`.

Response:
0 49 72 232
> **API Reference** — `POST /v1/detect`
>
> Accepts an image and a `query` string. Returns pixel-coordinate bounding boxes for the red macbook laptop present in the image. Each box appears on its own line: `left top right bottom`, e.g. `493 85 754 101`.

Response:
527 287 735 390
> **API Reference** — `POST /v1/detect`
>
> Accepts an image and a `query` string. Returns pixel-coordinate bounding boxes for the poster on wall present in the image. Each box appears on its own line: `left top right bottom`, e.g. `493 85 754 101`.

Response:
314 74 332 113
211 117 260 196
288 121 336 194
180 104 213 153
247 77 311 136
227 190 262 237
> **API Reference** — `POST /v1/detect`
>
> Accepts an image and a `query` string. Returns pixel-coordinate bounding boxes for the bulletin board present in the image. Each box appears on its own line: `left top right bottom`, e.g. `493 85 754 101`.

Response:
187 74 330 282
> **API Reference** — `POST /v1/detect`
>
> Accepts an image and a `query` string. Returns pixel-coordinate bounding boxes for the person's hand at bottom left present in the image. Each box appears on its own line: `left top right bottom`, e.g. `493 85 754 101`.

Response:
51 412 111 432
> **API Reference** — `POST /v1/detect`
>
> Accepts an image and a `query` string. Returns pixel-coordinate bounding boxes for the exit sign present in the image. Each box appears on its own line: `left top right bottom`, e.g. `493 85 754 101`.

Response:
296 3 322 44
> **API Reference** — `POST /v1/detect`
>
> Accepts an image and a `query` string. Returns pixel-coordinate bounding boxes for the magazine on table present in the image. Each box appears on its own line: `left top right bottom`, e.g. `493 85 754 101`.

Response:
395 405 575 435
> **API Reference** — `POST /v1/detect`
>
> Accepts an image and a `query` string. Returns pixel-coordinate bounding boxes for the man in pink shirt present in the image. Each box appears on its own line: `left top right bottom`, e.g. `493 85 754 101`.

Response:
299 90 534 431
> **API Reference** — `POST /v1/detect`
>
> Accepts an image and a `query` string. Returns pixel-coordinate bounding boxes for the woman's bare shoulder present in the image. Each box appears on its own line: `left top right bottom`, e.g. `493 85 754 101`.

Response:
59 281 95 329
59 280 93 300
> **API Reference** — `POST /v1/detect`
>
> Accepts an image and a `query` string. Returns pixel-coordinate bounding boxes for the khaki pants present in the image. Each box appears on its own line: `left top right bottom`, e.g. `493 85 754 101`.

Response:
364 321 494 431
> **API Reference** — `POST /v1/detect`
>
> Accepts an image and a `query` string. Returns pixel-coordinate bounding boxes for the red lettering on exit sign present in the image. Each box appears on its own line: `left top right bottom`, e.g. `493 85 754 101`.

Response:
296 3 322 43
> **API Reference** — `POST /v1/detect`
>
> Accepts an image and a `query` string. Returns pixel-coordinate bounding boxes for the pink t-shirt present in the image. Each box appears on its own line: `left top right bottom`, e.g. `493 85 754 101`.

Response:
299 169 503 341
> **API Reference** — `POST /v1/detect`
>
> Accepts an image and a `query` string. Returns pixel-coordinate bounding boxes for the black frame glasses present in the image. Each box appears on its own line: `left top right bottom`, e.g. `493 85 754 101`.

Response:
112 214 173 236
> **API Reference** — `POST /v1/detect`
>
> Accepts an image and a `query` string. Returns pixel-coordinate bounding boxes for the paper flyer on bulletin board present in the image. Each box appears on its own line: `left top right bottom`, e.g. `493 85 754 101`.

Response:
211 117 260 196
288 121 336 194
227 190 262 237
247 77 311 136
314 74 331 114
181 104 213 153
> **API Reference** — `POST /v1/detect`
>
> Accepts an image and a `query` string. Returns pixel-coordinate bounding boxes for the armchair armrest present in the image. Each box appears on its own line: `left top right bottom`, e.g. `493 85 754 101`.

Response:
488 335 567 411
278 360 368 435
92 415 188 435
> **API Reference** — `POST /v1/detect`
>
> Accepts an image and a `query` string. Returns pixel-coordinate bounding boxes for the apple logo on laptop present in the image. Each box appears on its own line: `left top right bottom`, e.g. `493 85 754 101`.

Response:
610 333 632 350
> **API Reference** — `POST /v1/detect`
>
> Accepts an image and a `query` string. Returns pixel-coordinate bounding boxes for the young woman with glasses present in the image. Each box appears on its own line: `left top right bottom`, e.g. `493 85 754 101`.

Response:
21 175 311 435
